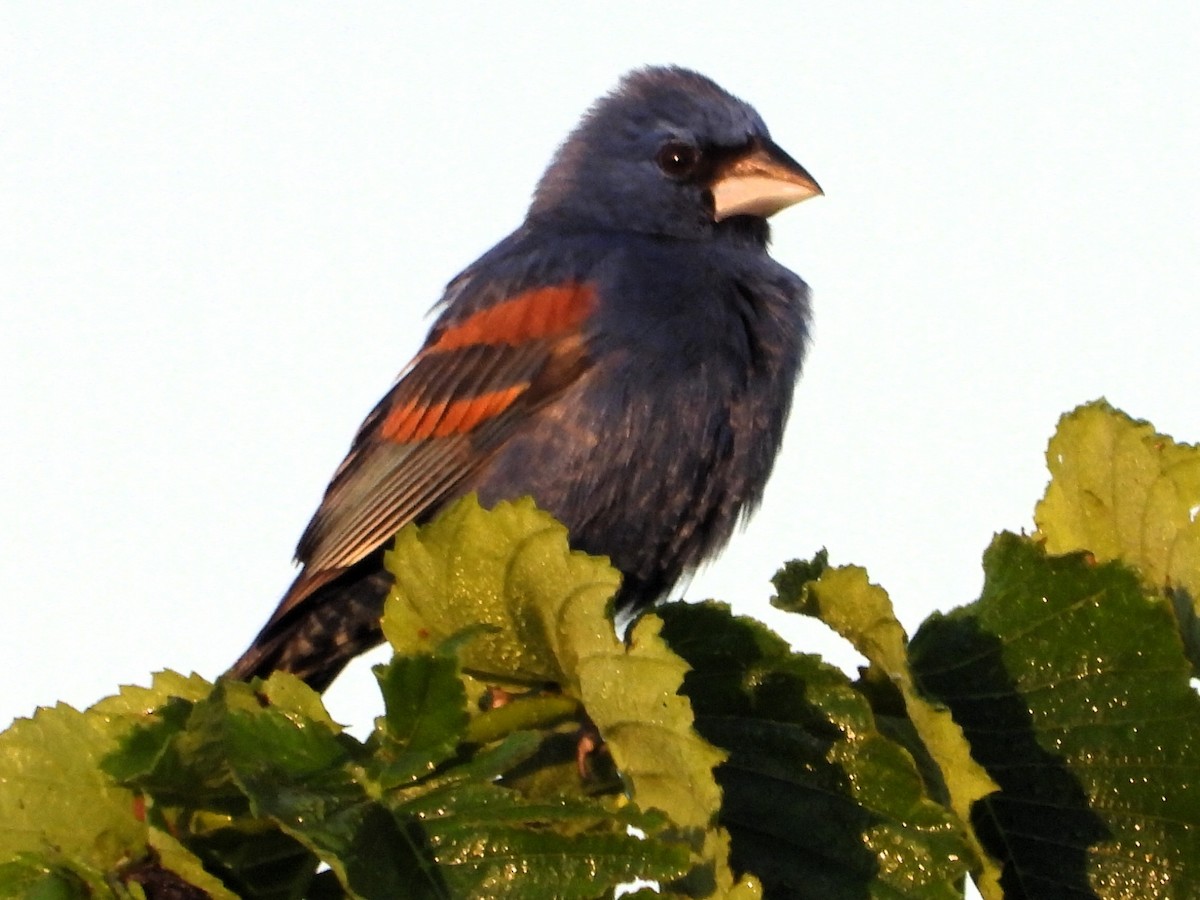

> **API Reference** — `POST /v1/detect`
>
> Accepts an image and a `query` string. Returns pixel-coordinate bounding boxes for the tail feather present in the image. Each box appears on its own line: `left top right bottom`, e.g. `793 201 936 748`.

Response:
227 555 393 692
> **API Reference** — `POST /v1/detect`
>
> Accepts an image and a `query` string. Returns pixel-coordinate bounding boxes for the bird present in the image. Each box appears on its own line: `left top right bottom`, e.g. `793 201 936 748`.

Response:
229 65 822 691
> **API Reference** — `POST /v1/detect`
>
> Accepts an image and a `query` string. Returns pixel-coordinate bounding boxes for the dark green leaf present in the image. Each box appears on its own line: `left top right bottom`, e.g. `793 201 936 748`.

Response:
1 674 237 899
383 495 620 687
182 828 318 900
775 557 999 892
371 649 470 787
660 601 971 900
0 860 90 900
1035 399 1200 672
0 703 146 870
398 782 690 899
911 534 1200 898
382 497 744 891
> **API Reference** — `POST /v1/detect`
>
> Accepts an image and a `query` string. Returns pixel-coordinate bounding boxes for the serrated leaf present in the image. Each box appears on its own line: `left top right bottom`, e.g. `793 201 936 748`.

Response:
256 670 343 734
400 782 690 899
371 647 470 786
382 496 741 891
101 695 195 787
221 705 352 790
1035 399 1200 667
0 703 146 871
167 826 314 900
774 559 998 894
109 680 342 814
589 614 726 832
384 498 721 826
107 628 687 898
911 533 1200 899
197 689 429 900
1 673 236 899
130 678 440 899
660 601 972 900
384 494 620 685
90 671 214 721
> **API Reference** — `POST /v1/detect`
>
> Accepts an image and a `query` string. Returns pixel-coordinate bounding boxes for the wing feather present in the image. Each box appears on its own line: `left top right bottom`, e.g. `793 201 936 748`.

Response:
294 279 598 582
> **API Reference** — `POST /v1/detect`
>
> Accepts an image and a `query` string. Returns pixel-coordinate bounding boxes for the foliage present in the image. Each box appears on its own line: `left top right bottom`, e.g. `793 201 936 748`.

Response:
2 400 1198 899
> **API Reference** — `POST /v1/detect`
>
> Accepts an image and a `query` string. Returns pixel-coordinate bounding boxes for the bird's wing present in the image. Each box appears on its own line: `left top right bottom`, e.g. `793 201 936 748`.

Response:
266 277 599 626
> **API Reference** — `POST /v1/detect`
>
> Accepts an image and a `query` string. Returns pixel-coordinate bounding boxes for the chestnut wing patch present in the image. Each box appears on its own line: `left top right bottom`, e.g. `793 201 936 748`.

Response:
427 282 596 350
294 281 597 578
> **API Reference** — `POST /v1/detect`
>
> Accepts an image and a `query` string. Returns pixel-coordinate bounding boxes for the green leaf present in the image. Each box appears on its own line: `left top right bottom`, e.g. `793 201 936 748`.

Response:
1 670 212 869
255 670 344 733
371 647 470 786
383 494 621 686
0 673 236 899
775 558 999 894
174 826 318 900
382 496 743 892
100 694 195 785
911 534 1200 898
0 859 91 900
196 687 433 900
1035 399 1200 667
400 782 690 899
660 601 972 899
90 670 215 719
383 497 722 826
114 676 441 899
103 628 690 899
109 681 344 816
0 703 146 870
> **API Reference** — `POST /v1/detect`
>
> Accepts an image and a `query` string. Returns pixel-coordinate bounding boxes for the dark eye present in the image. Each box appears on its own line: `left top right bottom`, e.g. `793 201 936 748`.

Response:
656 141 701 179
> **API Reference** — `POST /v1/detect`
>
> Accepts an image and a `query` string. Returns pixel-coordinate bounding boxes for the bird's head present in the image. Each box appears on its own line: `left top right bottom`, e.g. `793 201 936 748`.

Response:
529 66 821 240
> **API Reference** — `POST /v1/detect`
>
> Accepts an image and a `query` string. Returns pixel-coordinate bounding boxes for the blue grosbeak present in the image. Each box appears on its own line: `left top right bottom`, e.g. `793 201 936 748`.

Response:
230 66 821 690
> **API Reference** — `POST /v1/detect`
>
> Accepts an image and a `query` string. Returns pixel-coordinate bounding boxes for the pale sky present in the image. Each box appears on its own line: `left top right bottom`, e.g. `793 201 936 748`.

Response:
3 1 1197 795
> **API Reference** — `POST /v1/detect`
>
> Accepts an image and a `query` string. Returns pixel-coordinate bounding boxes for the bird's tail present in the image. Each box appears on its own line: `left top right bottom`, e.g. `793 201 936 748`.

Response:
226 560 393 692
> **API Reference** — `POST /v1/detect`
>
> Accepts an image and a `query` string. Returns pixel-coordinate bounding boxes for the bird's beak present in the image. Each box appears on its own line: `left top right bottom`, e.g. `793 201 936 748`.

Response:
710 138 822 221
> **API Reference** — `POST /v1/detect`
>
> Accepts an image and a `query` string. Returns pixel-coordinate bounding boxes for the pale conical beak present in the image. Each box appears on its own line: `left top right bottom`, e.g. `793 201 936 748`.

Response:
710 137 822 221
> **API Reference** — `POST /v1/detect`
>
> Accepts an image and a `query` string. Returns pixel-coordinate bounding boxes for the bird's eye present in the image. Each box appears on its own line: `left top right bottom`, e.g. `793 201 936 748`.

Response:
656 141 701 179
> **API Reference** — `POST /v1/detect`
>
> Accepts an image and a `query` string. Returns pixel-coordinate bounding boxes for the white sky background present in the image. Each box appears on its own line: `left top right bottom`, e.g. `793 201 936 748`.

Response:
2 5 1197 852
